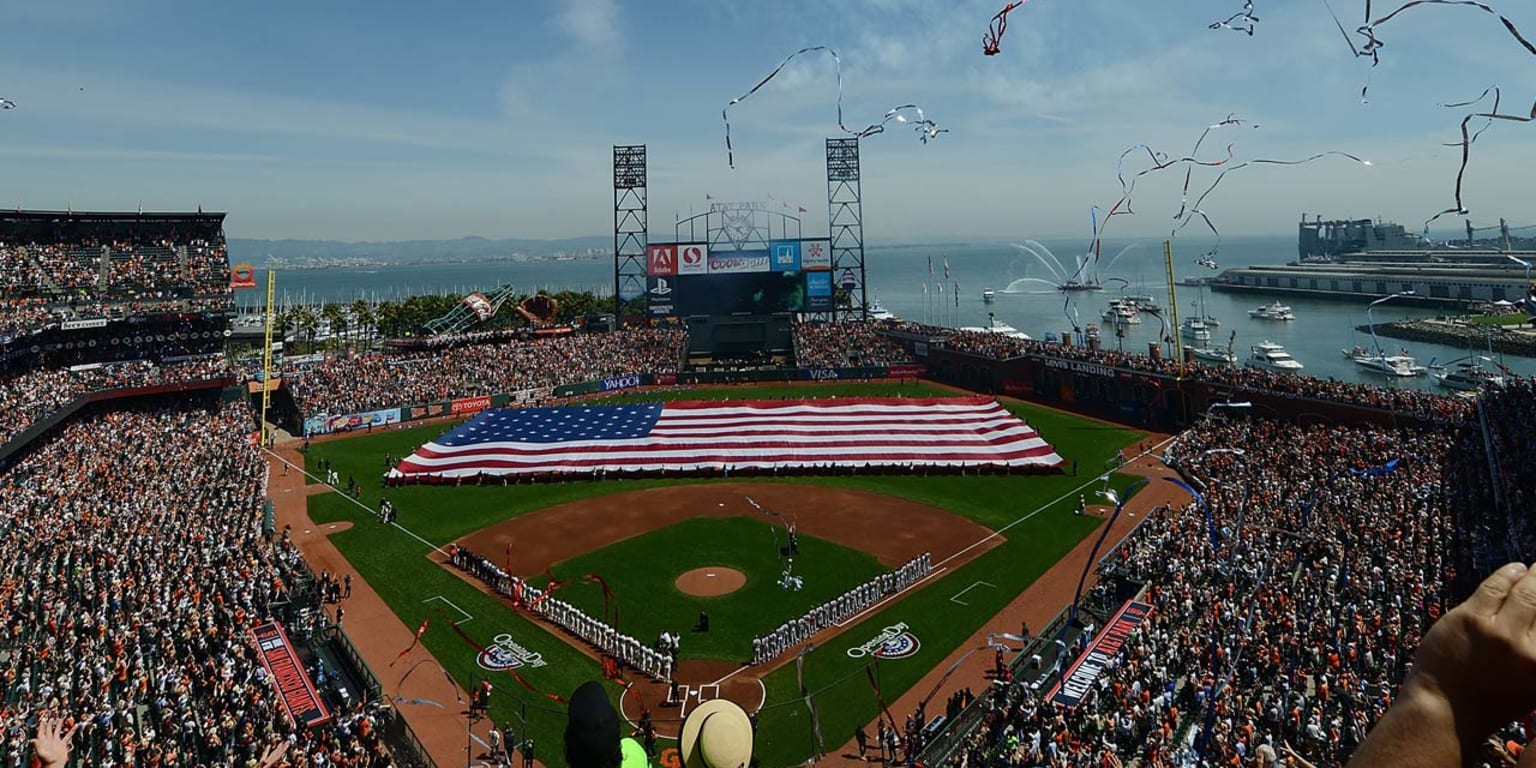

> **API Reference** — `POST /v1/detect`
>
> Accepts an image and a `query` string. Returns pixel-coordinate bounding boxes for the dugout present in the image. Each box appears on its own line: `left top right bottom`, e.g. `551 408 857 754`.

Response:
684 313 793 368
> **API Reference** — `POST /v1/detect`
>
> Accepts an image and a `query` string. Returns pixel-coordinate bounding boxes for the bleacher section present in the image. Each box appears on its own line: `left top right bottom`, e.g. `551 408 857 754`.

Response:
0 209 235 349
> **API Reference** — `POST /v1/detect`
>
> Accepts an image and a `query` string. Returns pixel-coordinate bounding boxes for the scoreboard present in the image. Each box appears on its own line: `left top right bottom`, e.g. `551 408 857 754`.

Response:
644 239 834 317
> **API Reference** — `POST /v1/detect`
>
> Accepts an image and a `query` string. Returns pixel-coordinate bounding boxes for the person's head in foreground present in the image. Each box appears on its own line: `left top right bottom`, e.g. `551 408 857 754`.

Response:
681 699 754 768
566 680 650 768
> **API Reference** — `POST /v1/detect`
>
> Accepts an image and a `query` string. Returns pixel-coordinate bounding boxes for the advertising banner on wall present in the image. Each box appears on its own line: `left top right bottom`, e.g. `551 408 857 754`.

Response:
769 240 801 272
251 622 330 727
647 276 676 316
800 239 831 271
599 374 643 392
806 271 833 312
707 249 770 274
408 402 450 421
303 407 402 436
646 244 678 276
451 396 493 415
677 243 709 275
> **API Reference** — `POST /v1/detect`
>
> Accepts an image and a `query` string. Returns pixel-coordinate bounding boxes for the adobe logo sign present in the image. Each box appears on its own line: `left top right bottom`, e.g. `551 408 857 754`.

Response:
678 244 708 275
647 245 677 276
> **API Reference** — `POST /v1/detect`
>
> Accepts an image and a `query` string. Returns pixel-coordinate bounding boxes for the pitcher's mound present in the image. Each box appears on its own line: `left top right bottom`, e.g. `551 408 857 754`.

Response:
675 567 746 597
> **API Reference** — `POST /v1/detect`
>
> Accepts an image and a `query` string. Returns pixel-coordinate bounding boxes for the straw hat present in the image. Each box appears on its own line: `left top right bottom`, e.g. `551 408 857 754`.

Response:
679 700 754 768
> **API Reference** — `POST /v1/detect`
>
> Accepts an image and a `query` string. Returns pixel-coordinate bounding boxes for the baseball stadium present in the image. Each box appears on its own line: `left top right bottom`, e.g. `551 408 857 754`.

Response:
0 142 1532 768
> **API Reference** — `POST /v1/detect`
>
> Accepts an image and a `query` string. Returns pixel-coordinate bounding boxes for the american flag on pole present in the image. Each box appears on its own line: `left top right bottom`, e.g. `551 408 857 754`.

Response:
389 397 1062 479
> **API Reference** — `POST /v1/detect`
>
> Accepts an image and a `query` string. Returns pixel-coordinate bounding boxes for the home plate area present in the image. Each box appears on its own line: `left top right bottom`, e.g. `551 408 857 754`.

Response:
618 660 766 739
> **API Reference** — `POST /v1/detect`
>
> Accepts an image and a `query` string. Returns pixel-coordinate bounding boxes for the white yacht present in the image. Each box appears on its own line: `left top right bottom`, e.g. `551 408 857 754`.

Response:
1244 340 1304 374
867 299 898 322
982 288 996 303
1191 347 1238 365
960 315 1031 340
1179 317 1212 344
1433 359 1507 391
1355 354 1428 377
1343 346 1428 377
1248 301 1296 321
1102 299 1141 325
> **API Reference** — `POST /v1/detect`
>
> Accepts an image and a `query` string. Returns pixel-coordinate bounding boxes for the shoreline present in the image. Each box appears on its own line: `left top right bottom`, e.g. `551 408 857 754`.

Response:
1357 317 1536 359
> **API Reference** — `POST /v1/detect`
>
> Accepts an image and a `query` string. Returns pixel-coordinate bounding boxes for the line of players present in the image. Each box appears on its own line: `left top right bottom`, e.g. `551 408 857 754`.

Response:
751 553 932 665
445 545 672 681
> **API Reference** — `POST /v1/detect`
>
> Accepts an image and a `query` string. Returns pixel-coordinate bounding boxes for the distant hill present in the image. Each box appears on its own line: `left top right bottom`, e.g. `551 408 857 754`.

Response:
229 235 613 266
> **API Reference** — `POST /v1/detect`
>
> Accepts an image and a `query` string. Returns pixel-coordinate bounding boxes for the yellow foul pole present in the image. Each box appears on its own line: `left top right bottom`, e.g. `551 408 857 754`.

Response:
1164 241 1183 363
259 270 276 446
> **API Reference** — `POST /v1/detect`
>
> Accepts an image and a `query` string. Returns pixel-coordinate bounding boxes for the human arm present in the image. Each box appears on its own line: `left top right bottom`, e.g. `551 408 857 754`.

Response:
1347 562 1536 768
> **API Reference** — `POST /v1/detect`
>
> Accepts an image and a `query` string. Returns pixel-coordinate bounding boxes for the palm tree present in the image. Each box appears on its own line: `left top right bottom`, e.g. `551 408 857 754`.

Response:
351 298 374 349
322 303 347 351
292 305 318 353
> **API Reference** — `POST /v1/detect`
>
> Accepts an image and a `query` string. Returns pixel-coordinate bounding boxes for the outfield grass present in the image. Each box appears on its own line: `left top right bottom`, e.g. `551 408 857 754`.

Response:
547 516 886 661
304 382 1144 767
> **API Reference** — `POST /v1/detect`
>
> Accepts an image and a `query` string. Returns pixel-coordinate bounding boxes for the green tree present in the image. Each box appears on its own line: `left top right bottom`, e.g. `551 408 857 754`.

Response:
351 299 374 349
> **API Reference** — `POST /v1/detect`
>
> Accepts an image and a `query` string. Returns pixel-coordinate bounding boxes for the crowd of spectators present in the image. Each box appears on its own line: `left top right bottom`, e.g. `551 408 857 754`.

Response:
926 416 1468 768
0 358 231 447
892 321 1472 423
0 399 397 767
0 230 233 340
1444 379 1536 595
284 328 687 416
793 320 916 369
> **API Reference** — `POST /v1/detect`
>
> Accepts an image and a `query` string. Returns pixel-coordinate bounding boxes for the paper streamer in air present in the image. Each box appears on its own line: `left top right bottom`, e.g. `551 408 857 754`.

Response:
1164 476 1220 550
983 0 1036 56
722 46 945 168
1171 150 1371 259
1323 0 1536 101
1211 1 1260 34
389 616 430 667
1427 86 1534 232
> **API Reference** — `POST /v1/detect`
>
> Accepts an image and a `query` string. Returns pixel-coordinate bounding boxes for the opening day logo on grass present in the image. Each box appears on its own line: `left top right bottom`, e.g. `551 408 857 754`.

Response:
846 622 921 660
476 633 550 671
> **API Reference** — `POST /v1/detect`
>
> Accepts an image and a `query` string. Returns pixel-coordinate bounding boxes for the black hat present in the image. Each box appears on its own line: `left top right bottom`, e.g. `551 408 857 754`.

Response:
565 681 622 768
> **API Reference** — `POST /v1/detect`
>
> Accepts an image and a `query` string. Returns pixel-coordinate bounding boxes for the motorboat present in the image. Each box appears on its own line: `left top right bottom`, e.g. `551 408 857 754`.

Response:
1180 317 1212 344
1102 299 1141 325
1201 315 1221 328
1343 345 1428 377
867 299 898 322
959 315 1031 340
982 288 996 303
1058 279 1103 292
1433 359 1507 391
1128 294 1162 313
1244 340 1304 374
1354 354 1428 377
1191 347 1238 365
1249 301 1296 321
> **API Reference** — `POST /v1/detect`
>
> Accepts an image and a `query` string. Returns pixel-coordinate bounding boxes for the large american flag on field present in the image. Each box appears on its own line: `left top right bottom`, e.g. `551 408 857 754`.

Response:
389 396 1062 479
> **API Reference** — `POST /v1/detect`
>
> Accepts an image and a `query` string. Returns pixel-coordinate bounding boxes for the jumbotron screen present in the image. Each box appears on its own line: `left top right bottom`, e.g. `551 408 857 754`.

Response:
674 272 806 316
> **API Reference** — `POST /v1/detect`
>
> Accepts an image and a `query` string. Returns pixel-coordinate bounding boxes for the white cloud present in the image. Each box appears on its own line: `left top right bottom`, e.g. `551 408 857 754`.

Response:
556 0 622 49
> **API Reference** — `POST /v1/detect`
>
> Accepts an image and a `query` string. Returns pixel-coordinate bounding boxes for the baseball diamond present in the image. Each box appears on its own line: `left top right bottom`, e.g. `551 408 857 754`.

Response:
293 381 1152 767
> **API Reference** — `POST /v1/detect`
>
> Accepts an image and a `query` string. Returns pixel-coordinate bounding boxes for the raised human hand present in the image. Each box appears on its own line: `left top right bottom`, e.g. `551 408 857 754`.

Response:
30 717 76 768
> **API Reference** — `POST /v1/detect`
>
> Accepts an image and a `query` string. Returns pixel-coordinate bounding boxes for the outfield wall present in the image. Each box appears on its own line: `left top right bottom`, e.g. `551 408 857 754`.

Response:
884 334 1455 430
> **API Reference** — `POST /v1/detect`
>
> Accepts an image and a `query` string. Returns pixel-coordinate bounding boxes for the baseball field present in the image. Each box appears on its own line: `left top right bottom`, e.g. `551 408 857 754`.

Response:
301 381 1146 767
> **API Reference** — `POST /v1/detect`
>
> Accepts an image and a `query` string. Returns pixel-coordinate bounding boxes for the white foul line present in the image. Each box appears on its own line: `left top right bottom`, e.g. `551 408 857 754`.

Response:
264 447 451 557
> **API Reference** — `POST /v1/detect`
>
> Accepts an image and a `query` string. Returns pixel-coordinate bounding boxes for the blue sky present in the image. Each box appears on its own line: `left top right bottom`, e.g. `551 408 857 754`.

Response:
1 0 1531 242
